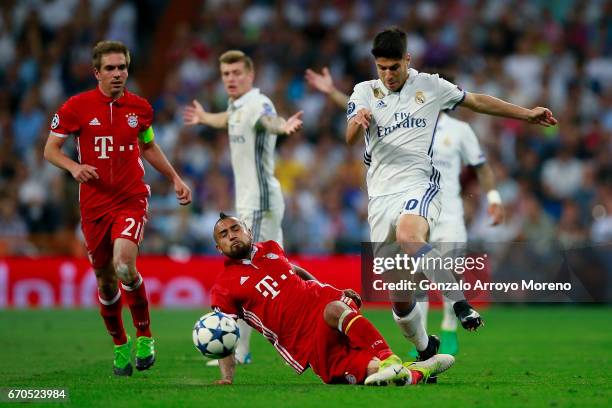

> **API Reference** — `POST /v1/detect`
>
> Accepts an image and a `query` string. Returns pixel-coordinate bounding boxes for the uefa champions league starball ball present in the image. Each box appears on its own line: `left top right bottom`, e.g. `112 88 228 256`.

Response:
193 311 240 359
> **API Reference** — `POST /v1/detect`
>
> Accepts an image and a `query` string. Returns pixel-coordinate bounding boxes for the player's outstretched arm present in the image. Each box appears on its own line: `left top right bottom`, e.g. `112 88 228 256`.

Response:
474 163 504 225
305 67 349 109
291 264 316 281
291 263 363 307
44 133 99 183
183 99 229 129
140 140 192 205
346 108 371 145
258 111 303 135
461 93 558 127
216 355 235 385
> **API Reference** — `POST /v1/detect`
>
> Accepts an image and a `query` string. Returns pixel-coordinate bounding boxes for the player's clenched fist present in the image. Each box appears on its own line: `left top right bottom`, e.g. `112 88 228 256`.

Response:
527 107 557 127
353 108 372 130
342 289 362 308
173 178 192 205
70 164 99 183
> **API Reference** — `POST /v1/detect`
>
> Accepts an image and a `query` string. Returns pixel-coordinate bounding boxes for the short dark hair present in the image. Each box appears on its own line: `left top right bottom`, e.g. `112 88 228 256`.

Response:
215 212 232 226
92 40 130 70
371 27 407 60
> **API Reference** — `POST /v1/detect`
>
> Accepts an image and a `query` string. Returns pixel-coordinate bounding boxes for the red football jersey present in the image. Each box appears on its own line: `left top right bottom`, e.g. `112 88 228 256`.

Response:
50 87 153 221
210 241 343 374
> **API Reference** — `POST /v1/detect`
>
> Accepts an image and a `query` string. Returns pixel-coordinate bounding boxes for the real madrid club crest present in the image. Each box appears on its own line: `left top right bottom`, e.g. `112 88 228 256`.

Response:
415 91 425 104
372 87 385 99
126 113 138 128
443 136 451 146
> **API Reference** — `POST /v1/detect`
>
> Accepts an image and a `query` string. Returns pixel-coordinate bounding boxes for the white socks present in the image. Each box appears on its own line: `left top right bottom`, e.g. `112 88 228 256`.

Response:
234 319 252 360
441 298 458 331
419 300 429 331
393 304 429 351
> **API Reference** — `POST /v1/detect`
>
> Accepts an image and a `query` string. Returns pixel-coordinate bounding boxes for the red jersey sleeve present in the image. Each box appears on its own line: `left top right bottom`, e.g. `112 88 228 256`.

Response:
265 240 289 260
210 282 240 318
139 100 154 132
50 98 80 136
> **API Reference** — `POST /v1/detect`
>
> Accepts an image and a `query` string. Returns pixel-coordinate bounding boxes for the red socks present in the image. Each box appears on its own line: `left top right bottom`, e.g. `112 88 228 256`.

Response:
98 290 127 345
409 370 424 384
340 310 394 361
121 274 152 338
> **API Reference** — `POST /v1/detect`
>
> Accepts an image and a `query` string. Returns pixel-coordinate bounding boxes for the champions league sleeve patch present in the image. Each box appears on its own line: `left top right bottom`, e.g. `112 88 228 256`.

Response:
347 101 356 116
51 113 59 129
262 102 274 116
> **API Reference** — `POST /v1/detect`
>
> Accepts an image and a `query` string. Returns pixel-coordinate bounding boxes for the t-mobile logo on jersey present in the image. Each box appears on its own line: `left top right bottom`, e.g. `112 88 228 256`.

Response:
255 276 280 299
94 136 114 159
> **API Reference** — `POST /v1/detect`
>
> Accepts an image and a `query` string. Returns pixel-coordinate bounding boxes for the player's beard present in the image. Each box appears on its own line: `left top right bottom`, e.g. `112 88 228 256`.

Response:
227 241 252 259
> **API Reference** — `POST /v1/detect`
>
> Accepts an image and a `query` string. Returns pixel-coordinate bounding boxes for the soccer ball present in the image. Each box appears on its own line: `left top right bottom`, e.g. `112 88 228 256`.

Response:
192 311 240 359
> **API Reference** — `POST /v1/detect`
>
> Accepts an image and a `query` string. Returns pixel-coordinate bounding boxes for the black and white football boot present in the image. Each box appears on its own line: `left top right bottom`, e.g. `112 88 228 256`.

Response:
453 300 484 331
417 335 440 384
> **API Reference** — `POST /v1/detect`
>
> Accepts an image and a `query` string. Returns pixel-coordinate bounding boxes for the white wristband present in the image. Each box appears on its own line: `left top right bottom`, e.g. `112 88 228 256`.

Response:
487 190 502 205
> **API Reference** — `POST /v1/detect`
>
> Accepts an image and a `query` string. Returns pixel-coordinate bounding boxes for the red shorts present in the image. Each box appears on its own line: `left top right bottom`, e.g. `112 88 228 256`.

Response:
81 196 148 269
308 292 376 384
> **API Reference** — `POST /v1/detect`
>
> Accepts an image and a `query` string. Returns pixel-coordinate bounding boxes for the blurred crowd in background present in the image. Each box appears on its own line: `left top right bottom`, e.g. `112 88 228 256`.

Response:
1 0 612 259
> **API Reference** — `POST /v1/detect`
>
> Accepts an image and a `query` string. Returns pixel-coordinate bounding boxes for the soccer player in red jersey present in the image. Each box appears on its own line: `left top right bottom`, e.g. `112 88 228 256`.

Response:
44 41 192 376
210 213 455 385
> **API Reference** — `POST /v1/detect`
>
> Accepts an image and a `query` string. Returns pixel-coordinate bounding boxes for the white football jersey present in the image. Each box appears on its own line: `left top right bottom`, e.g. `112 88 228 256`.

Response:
433 113 486 221
347 68 465 197
227 88 283 210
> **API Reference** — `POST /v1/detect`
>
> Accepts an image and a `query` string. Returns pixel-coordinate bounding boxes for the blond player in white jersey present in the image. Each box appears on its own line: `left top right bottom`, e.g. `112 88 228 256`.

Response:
184 50 303 365
306 67 505 356
308 27 556 363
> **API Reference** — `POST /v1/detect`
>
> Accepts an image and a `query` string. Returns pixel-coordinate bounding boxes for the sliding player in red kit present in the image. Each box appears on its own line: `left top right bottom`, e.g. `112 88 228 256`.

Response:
210 213 455 386
44 41 192 376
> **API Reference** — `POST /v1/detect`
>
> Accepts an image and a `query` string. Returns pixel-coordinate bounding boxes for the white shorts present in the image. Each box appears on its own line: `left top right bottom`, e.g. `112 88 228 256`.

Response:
368 185 441 243
238 206 284 246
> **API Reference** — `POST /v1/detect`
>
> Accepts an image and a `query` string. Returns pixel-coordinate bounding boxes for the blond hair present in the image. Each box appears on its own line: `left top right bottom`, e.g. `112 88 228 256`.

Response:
92 40 130 70
219 50 253 72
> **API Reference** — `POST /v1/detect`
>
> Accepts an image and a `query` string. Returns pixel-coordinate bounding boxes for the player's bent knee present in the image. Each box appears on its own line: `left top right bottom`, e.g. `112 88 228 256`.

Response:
323 301 348 328
392 301 416 317
113 260 136 282
396 229 424 245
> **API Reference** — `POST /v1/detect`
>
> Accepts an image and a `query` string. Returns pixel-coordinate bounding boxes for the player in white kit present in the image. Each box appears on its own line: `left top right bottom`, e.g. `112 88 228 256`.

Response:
314 27 556 361
306 67 505 356
184 50 303 365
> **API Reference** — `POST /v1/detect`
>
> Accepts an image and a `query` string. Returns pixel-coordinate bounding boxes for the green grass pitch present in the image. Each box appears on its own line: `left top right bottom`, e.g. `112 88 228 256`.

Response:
1 306 610 407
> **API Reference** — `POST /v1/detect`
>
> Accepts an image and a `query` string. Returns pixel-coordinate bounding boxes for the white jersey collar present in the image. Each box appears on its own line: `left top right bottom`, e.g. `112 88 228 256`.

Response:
230 88 260 109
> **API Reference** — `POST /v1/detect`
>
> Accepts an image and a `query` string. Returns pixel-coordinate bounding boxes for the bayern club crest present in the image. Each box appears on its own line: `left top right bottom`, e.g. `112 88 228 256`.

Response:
126 113 138 128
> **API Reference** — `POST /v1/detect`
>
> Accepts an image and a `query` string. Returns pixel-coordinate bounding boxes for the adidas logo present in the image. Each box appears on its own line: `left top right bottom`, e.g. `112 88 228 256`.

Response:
376 100 387 109
89 117 101 126
240 276 250 285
